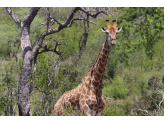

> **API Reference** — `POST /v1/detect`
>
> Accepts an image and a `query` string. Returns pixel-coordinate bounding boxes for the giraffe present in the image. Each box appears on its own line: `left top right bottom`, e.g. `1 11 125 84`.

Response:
54 20 122 116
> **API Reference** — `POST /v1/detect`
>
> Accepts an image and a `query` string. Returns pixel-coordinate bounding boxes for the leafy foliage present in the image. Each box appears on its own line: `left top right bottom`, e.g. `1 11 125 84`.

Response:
103 75 128 100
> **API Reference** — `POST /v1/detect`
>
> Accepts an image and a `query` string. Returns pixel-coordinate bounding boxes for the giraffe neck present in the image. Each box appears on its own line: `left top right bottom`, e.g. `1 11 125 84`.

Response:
84 35 111 93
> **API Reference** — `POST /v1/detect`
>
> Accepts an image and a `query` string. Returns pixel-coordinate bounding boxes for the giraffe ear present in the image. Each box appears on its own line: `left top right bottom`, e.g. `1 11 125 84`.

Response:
117 27 122 33
101 27 106 33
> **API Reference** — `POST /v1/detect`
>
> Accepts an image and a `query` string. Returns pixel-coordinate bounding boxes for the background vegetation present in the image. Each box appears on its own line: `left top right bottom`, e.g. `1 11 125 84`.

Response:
0 7 164 116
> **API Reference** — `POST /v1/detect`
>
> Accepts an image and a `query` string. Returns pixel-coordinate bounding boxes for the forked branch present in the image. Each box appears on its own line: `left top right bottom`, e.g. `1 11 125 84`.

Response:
38 41 63 59
79 7 107 18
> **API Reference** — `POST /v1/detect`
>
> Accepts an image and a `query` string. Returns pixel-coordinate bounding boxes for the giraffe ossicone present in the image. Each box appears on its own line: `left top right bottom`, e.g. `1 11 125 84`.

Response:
54 19 122 116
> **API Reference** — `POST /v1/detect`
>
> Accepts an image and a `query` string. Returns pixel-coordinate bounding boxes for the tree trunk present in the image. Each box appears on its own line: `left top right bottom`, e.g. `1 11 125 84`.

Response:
18 25 32 116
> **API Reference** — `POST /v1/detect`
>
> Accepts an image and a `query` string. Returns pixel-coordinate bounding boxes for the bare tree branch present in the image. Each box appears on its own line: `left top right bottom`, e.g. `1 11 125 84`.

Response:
158 89 164 111
51 17 61 26
38 41 64 59
39 22 47 25
35 86 44 93
79 7 107 18
5 7 21 27
31 7 81 59
68 18 96 27
132 108 151 116
13 101 18 114
46 7 51 31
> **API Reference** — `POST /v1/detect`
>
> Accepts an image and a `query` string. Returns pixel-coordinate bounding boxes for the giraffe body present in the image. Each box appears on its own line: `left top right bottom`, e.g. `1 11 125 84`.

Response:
54 20 122 116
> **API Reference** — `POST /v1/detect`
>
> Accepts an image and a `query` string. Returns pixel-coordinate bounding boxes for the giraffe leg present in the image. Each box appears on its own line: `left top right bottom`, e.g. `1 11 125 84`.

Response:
91 110 97 116
96 110 102 116
81 104 92 116
86 112 92 116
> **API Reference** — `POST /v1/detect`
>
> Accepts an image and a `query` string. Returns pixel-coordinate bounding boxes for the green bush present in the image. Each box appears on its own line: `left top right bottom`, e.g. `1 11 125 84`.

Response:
0 44 10 57
103 101 126 116
102 75 128 100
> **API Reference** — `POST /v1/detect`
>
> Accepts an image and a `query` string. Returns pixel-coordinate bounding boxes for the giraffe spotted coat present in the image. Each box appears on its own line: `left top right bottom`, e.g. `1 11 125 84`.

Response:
54 20 122 116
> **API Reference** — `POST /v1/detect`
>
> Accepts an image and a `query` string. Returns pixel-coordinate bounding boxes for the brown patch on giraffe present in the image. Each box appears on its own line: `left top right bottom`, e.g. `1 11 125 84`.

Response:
89 104 95 110
86 99 91 105
93 106 98 111
90 97 97 104
98 67 103 73
94 75 101 81
99 61 105 69
98 98 103 105
103 49 108 55
68 98 71 103
80 94 84 99
85 95 89 100
82 86 87 95
71 95 76 101
93 82 99 87
99 105 105 109
95 71 102 79
101 57 106 64
103 43 109 49
80 99 85 105
75 93 80 100
97 80 103 87
83 105 89 111
87 90 91 95
94 103 99 107
90 90 95 96
102 53 108 60
75 100 79 104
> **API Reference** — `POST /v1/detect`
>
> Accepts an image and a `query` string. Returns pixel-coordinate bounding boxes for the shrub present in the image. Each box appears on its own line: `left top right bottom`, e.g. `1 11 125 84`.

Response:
103 101 126 116
102 75 128 100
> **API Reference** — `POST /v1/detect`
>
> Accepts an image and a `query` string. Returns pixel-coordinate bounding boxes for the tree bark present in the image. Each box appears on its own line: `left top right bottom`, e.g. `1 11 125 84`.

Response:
18 25 31 116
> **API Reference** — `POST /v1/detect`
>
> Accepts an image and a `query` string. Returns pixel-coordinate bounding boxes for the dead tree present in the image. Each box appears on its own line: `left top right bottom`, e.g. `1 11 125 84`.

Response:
5 7 106 116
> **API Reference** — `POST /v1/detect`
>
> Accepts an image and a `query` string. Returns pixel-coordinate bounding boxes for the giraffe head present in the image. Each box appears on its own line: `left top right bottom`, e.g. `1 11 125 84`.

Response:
101 20 122 46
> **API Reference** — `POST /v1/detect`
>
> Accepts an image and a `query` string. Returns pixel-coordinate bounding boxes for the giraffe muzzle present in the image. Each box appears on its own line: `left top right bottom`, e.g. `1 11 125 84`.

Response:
111 41 116 46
